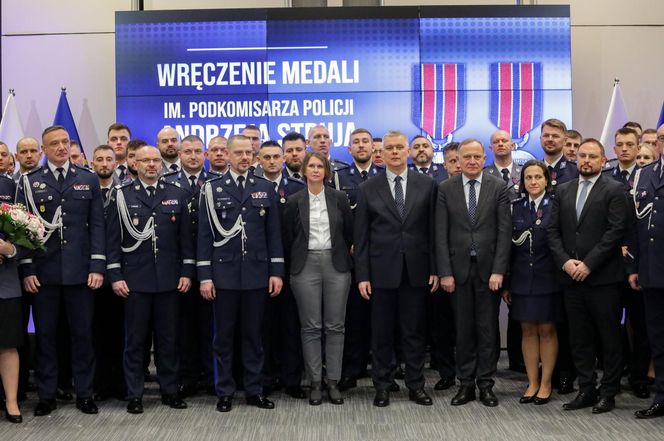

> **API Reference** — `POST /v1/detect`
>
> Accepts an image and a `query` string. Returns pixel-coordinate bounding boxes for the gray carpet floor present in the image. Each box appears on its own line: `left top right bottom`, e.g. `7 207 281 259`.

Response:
3 356 663 441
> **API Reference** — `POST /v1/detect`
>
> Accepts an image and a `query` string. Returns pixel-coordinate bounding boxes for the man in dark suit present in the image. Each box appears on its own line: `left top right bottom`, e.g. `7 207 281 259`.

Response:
628 123 664 418
17 125 105 416
355 130 439 408
547 138 628 414
197 135 284 413
435 138 511 407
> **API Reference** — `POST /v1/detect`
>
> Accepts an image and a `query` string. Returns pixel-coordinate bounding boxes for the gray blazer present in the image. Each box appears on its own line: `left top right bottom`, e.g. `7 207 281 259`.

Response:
435 171 511 284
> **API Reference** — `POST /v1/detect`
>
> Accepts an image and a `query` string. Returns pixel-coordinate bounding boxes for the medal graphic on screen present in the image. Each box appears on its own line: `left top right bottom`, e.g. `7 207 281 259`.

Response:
414 63 466 159
489 62 543 163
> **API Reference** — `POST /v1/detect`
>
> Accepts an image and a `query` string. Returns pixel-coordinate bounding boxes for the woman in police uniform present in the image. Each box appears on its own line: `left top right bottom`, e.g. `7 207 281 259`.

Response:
503 160 562 406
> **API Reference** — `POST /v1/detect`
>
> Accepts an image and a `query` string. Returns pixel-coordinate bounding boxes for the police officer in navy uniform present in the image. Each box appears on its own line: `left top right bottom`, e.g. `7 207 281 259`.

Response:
603 128 650 399
628 123 664 418
408 135 448 184
198 134 284 413
307 124 350 188
162 135 218 397
106 145 194 414
333 129 384 392
539 118 578 395
17 125 105 416
254 140 307 398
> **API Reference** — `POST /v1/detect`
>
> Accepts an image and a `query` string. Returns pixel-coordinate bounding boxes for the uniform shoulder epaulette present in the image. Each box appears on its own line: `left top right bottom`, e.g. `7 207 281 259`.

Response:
162 170 178 178
0 173 14 182
511 196 527 205
160 178 181 188
251 173 268 182
207 170 222 177
285 175 305 186
25 166 44 176
115 180 133 190
74 164 95 173
332 159 350 171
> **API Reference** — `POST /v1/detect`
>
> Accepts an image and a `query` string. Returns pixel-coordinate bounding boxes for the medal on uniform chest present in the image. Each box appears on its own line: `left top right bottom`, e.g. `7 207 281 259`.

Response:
259 207 266 217
39 205 45 213
216 187 222 193
133 217 139 226
550 171 557 186
171 214 176 222
221 210 227 220
40 183 46 189
512 176 520 192
279 188 286 204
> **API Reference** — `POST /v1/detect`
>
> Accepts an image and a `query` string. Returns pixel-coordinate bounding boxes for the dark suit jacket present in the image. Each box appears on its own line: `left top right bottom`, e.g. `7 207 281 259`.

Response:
354 169 437 289
435 172 511 284
283 186 353 275
546 174 628 286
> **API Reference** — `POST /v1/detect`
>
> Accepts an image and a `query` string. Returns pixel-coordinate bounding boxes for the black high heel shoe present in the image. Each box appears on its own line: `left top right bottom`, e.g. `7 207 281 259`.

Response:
519 387 538 404
533 394 551 405
4 405 22 424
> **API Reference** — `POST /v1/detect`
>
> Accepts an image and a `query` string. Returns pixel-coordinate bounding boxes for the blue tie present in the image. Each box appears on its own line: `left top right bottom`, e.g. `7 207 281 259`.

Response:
468 179 477 224
576 180 590 220
394 175 405 219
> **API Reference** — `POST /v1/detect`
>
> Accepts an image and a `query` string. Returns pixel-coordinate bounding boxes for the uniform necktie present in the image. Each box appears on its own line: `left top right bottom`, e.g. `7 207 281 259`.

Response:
576 180 590 220
530 200 537 222
419 167 428 175
361 170 368 181
56 167 65 187
102 188 110 202
117 164 126 182
237 175 245 197
501 168 510 183
146 185 155 202
273 181 278 193
468 179 477 224
170 163 178 172
249 165 256 174
620 169 629 183
189 175 197 190
293 173 301 180
394 175 405 219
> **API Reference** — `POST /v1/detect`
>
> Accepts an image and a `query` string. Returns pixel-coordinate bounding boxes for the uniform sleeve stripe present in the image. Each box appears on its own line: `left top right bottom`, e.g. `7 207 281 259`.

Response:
270 258 285 263
19 259 32 265
196 261 211 267
91 254 106 260
183 259 196 265
106 263 122 269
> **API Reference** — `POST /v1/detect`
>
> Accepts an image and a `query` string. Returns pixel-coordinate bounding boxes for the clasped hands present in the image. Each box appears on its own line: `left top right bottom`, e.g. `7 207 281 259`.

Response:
563 259 591 282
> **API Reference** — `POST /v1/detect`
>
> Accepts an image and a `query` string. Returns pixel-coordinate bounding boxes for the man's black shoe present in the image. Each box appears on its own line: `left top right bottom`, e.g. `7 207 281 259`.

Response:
434 377 455 391
592 396 615 414
563 390 598 411
216 397 232 412
373 390 389 407
558 377 575 395
161 394 187 409
76 398 98 414
451 386 475 406
479 387 498 407
34 399 57 416
338 377 357 392
285 386 307 399
408 389 433 406
246 394 274 409
126 398 143 414
635 402 664 419
632 384 650 399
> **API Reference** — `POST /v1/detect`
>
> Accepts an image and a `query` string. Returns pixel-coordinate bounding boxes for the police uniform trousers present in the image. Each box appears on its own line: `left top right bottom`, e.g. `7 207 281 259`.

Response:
261 282 303 389
341 278 372 380
643 288 664 404
124 290 179 399
452 259 501 388
32 284 95 400
93 284 125 398
564 283 623 397
178 283 214 391
621 283 650 388
213 288 266 397
371 259 427 392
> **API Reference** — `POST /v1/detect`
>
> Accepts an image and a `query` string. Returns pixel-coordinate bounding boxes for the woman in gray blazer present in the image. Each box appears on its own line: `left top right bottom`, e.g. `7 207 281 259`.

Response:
0 237 26 423
283 152 354 405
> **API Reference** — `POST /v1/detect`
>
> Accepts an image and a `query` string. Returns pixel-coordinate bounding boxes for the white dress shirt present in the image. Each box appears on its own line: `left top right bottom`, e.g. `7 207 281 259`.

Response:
575 173 601 208
308 189 332 250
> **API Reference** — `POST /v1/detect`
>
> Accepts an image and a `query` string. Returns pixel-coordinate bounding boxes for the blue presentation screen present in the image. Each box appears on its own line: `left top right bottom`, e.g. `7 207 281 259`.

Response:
115 6 571 163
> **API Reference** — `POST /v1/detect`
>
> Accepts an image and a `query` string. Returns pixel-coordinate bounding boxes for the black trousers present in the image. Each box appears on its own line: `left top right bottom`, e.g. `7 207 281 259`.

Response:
341 280 372 380
178 285 214 389
622 284 650 387
452 261 500 388
430 290 456 379
261 283 303 388
371 263 427 392
643 288 664 404
32 284 95 400
93 284 125 397
212 288 266 397
124 290 179 399
564 283 622 397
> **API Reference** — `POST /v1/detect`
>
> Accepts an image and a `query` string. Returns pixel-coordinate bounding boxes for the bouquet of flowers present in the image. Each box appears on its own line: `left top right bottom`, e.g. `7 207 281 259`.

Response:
0 203 47 251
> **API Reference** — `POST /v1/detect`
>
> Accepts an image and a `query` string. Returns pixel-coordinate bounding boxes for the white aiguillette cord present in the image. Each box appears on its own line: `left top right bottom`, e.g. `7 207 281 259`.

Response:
115 187 155 253
203 182 246 252
21 175 62 243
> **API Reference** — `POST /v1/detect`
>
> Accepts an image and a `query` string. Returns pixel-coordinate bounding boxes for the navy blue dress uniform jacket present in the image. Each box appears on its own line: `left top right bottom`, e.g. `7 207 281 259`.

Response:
628 162 664 288
105 178 195 292
547 157 578 192
335 164 384 210
509 195 560 295
354 169 437 289
196 172 285 289
16 164 106 285
485 162 523 202
408 163 448 184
